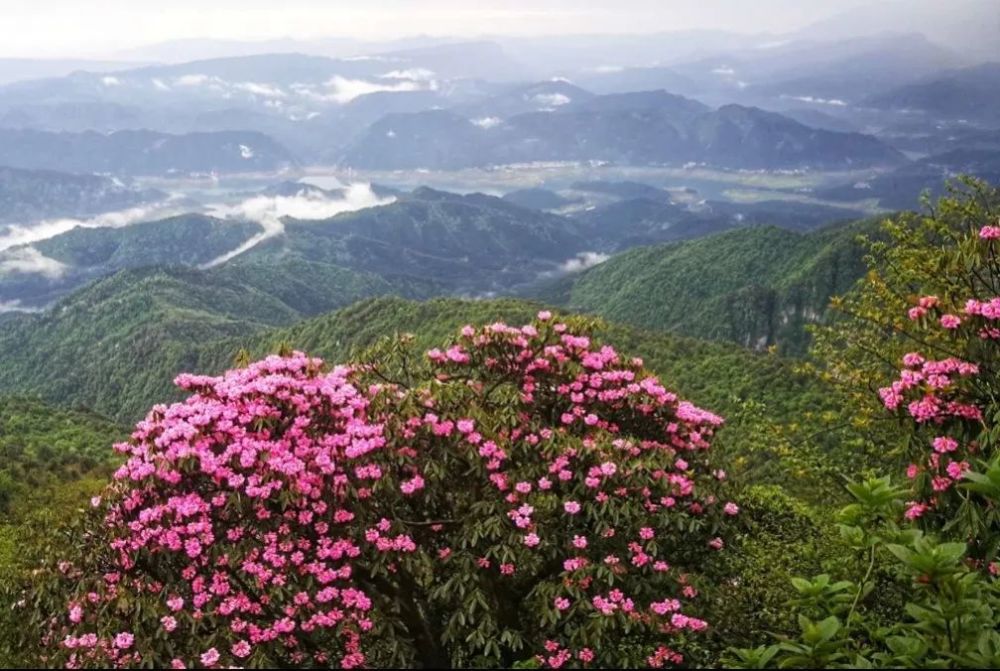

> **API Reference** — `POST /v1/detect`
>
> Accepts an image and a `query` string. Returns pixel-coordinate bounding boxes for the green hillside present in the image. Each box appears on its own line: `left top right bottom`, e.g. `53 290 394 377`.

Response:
245 187 589 292
548 220 878 354
33 214 259 269
0 286 832 425
192 296 832 424
0 262 422 421
0 396 121 484
0 395 122 549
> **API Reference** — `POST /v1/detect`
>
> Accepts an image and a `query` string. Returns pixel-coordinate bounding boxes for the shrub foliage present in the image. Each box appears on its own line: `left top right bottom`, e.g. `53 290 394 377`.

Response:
10 313 735 668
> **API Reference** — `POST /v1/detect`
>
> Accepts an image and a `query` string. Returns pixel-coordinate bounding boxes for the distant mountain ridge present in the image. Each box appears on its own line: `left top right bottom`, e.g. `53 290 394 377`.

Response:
0 128 298 176
341 88 906 170
864 62 1000 124
0 166 164 224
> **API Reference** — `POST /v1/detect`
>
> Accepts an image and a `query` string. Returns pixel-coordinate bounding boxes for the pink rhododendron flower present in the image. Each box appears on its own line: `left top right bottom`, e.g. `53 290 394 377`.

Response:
200 648 220 666
940 314 962 329
980 225 1000 239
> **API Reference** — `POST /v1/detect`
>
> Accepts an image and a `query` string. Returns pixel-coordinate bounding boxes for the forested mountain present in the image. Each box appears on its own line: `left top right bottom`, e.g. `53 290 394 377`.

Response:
0 167 164 223
0 188 581 308
0 183 872 311
539 220 876 353
0 260 432 419
341 94 905 170
1 214 268 308
0 286 831 429
0 397 121 500
569 196 861 249
240 187 591 291
0 128 298 175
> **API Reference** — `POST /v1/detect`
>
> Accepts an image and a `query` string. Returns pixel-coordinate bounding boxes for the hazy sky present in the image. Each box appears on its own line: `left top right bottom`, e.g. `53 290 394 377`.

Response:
0 0 876 58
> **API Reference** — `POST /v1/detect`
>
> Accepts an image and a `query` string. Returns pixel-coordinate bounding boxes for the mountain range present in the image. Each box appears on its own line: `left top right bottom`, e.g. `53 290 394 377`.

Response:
0 128 298 176
0 182 870 311
341 90 905 170
864 62 1000 125
0 167 164 223
0 31 994 178
0 182 883 426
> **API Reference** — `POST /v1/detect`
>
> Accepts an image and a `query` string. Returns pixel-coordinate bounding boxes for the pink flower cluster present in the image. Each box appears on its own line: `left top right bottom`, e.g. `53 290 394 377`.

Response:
878 354 980 421
882 289 997 522
979 224 1000 240
48 313 732 668
57 354 383 668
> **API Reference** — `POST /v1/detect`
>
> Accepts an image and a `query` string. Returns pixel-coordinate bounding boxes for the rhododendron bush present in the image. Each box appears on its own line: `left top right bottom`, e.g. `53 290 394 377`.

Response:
802 181 1000 550
849 182 1000 554
15 313 734 668
725 181 1000 669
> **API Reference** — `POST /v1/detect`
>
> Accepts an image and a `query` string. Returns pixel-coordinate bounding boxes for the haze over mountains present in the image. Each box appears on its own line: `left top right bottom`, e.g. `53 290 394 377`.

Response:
3 3 1000 668
0 2 996 380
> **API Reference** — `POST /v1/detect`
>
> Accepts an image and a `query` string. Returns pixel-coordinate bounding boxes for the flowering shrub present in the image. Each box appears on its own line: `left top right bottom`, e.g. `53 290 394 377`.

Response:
875 215 1000 552
806 180 1000 552
15 313 733 668
727 181 1000 669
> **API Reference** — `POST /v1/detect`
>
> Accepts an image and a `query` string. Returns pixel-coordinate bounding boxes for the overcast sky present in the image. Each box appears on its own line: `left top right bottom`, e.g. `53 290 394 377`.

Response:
0 0 879 58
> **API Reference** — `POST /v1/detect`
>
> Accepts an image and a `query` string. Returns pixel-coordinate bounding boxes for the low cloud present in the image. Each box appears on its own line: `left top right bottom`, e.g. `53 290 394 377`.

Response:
201 183 395 267
0 299 41 314
380 68 436 81
120 70 436 107
533 93 571 107
559 251 610 273
0 247 66 278
318 75 436 104
471 116 503 129
785 94 848 106
174 73 216 87
233 81 287 98
0 200 183 253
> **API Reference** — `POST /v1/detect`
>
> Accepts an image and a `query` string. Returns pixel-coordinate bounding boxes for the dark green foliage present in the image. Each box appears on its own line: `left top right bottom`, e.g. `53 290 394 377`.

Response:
0 264 413 421
703 486 845 655
554 220 877 354
0 397 121 511
0 396 121 626
251 187 589 293
34 214 260 269
726 478 1000 669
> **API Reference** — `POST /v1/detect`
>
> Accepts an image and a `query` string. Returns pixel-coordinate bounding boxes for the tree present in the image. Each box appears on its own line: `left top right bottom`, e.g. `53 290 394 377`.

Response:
7 312 735 668
728 180 1000 668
